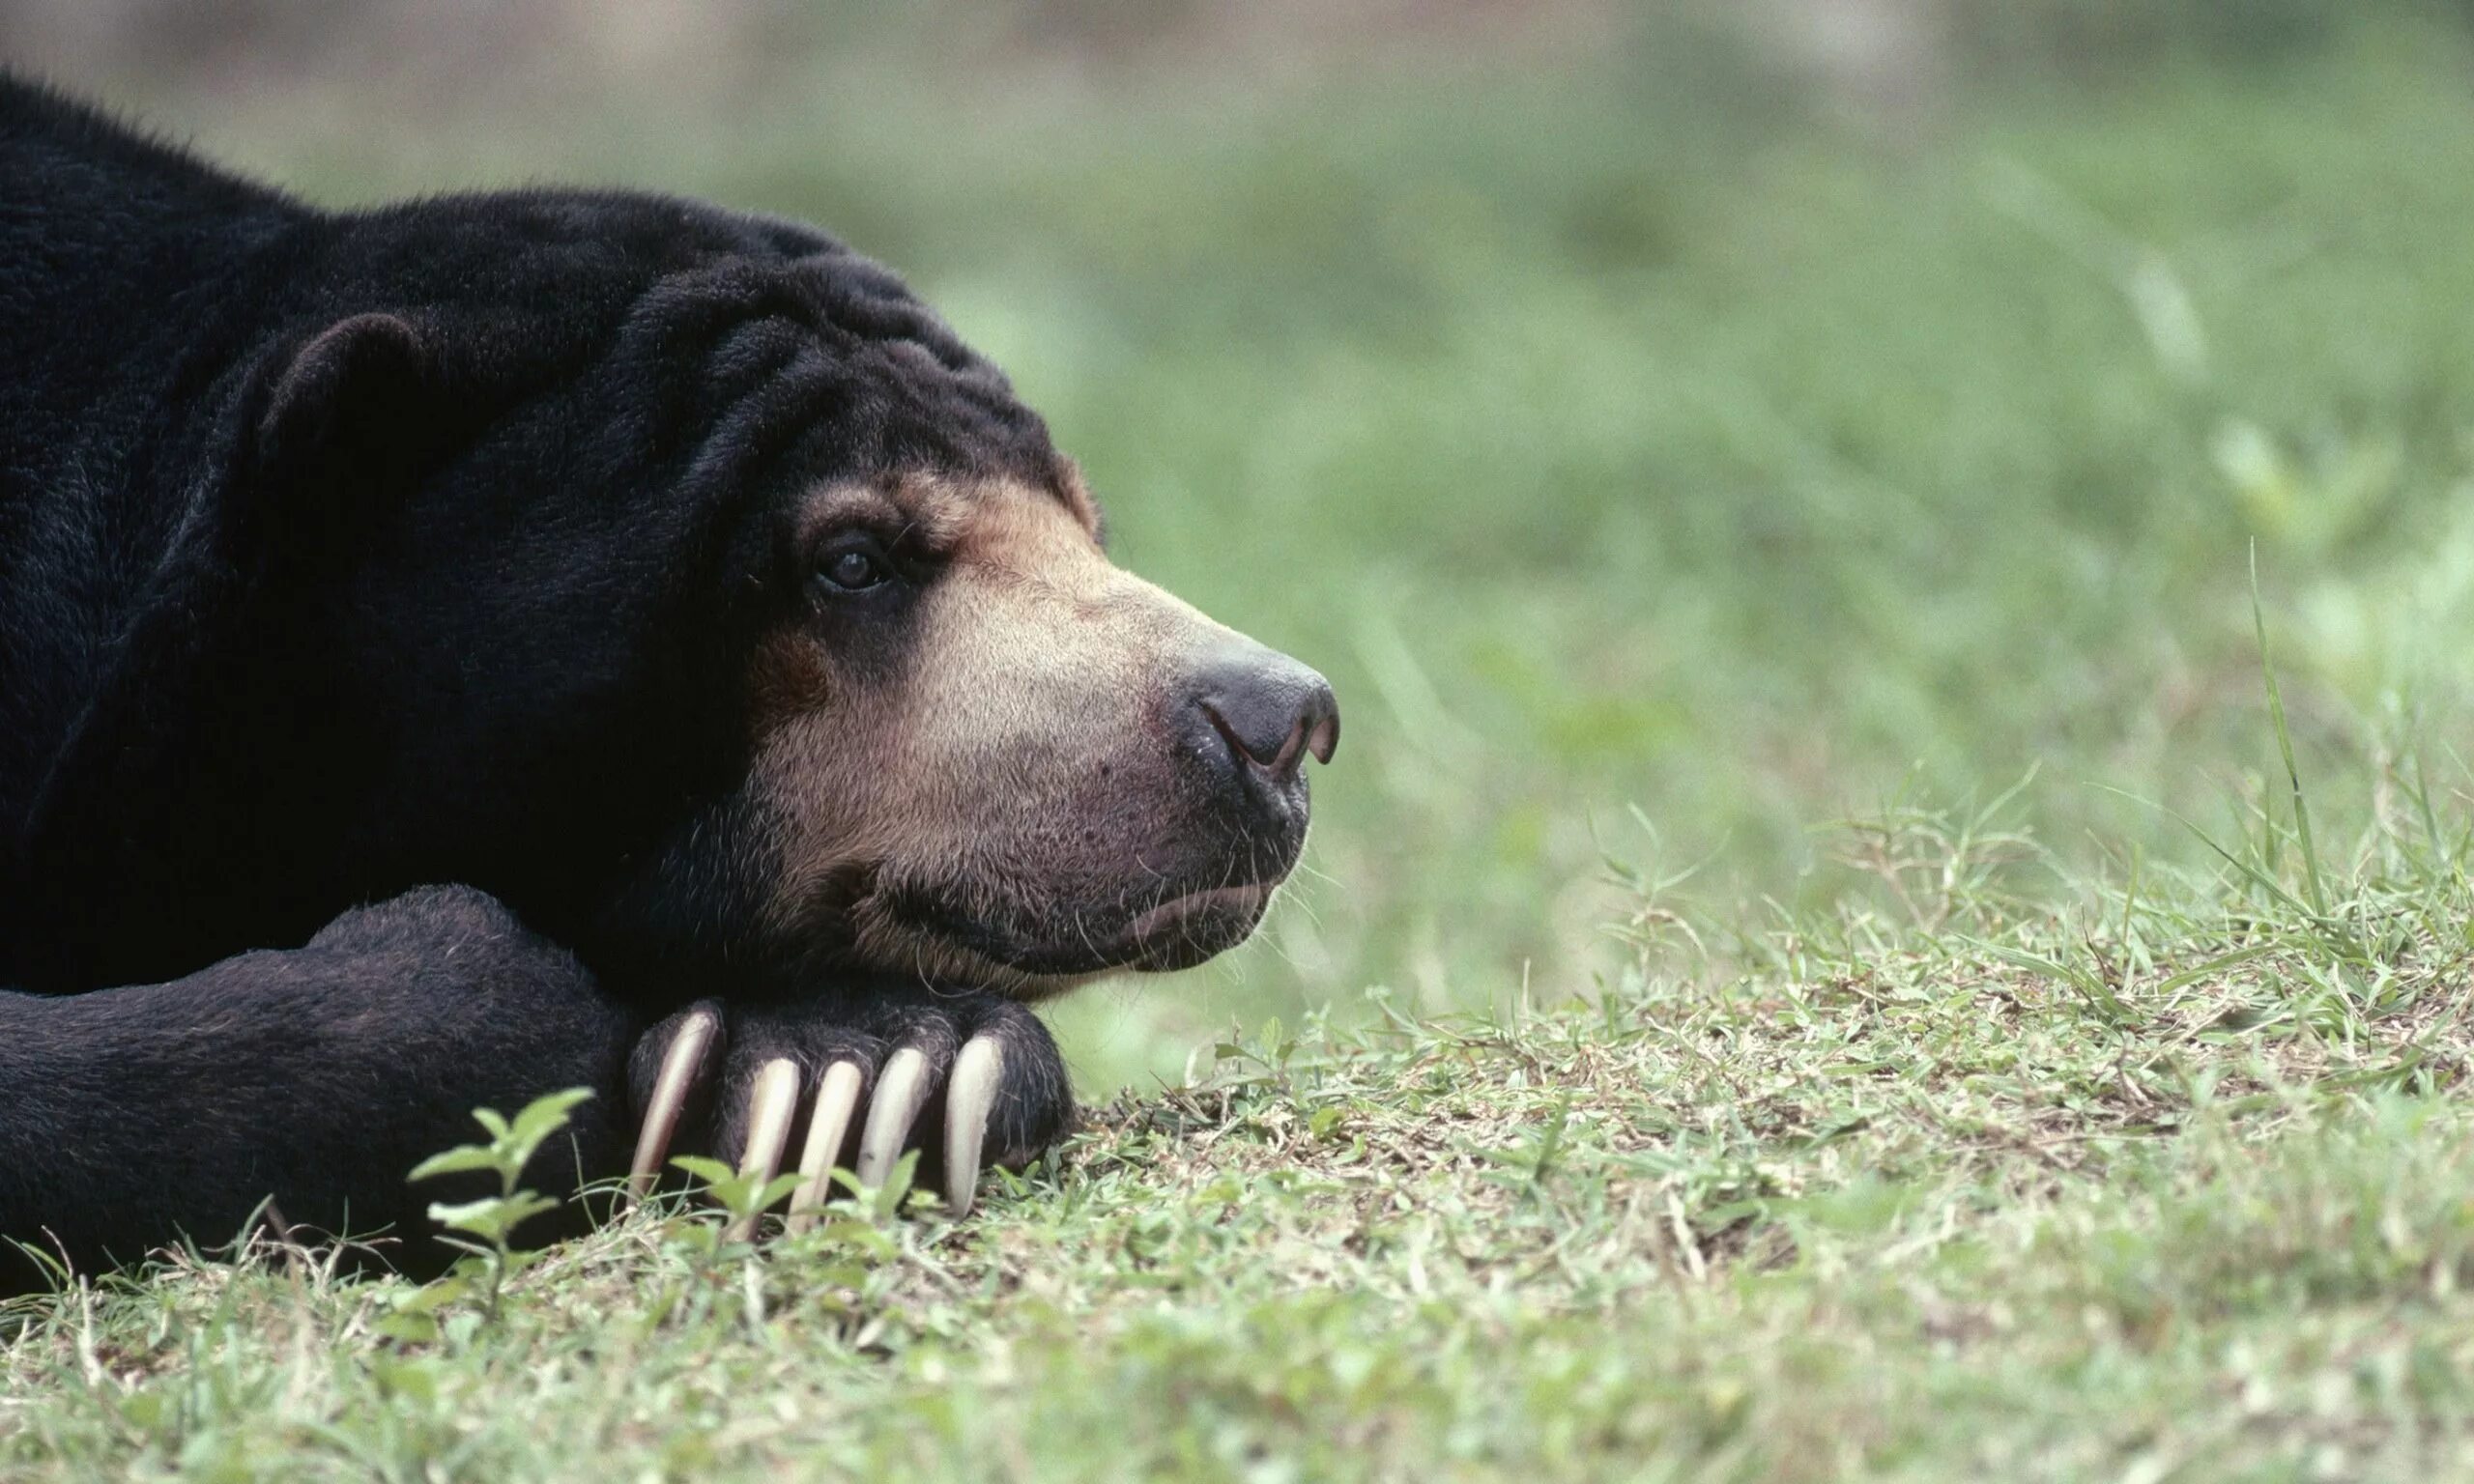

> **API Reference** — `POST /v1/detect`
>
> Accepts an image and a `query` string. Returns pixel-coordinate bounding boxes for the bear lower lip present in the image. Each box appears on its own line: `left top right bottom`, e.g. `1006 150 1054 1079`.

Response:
882 878 1276 976
1112 881 1273 971
1122 883 1272 942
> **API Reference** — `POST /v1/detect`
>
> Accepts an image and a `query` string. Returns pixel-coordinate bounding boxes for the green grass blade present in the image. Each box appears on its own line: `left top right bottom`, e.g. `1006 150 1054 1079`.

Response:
2252 544 2327 919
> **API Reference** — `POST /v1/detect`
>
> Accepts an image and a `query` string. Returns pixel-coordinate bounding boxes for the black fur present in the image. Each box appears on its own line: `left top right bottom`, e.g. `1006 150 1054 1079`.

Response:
0 889 637 1283
0 76 1079 1289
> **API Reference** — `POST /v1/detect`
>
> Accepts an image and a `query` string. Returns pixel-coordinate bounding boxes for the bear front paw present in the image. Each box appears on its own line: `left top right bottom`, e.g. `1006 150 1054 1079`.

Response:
621 987 1073 1226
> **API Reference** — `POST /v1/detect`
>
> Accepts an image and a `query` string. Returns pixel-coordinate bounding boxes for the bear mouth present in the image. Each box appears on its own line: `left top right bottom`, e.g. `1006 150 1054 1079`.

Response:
1114 882 1276 969
878 877 1277 981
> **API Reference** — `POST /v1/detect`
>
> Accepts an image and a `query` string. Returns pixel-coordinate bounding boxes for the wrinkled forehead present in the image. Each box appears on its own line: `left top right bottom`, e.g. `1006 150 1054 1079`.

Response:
791 468 1106 562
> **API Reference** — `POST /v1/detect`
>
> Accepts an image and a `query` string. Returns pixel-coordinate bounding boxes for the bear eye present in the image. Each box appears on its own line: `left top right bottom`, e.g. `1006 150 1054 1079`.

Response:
816 541 891 593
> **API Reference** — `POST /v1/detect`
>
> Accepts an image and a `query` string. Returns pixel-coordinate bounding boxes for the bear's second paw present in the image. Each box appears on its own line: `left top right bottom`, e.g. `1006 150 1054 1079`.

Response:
622 985 1073 1227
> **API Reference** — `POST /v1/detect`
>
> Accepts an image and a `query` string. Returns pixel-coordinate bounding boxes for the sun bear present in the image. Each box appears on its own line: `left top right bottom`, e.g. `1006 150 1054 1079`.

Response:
0 75 1337 1289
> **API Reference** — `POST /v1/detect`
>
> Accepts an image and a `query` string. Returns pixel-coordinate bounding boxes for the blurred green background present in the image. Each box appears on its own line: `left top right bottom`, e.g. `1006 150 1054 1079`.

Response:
18 0 2474 1092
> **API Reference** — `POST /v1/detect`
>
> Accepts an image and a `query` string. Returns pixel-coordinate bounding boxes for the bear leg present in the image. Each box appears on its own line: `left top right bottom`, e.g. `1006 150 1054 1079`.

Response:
0 886 638 1292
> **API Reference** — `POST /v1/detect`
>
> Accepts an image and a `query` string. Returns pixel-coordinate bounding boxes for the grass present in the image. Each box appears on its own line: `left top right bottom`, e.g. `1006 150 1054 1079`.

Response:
14 772 2474 1478
16 4 2474 1478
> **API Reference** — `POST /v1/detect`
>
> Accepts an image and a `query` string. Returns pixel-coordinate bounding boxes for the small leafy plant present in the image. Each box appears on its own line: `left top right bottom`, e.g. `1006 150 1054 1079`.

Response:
385 1087 595 1337
663 1155 803 1265
659 1151 917 1269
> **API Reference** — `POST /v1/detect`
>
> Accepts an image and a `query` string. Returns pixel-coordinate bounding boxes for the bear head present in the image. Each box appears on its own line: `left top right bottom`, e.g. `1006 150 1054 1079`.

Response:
167 196 1341 1004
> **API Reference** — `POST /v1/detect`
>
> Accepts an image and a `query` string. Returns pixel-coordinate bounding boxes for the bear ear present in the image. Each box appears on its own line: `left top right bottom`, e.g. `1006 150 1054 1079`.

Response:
249 311 487 529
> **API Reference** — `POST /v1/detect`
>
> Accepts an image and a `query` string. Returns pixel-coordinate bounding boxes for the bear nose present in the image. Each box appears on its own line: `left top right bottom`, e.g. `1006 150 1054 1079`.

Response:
1189 640 1340 785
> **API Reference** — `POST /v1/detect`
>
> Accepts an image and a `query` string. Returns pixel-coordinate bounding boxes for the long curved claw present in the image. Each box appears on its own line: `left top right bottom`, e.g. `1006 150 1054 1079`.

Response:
725 1057 801 1241
854 1046 933 1189
942 1037 1005 1217
784 1060 865 1235
626 1007 721 1208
